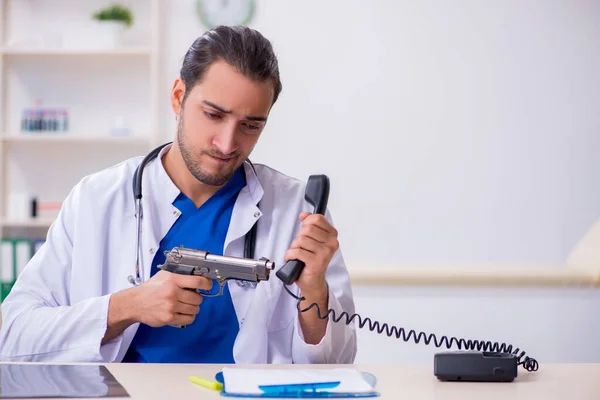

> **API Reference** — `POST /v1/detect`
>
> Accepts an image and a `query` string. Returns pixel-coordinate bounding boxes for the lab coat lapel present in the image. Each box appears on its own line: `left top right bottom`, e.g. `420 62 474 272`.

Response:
224 162 271 363
226 182 268 363
223 161 263 255
224 161 264 319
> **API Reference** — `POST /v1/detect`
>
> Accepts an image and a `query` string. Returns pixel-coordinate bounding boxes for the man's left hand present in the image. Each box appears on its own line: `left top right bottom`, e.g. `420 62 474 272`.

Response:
284 212 339 298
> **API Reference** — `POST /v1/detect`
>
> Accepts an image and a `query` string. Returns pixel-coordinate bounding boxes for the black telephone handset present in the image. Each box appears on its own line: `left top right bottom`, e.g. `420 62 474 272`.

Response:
277 174 539 381
276 175 330 285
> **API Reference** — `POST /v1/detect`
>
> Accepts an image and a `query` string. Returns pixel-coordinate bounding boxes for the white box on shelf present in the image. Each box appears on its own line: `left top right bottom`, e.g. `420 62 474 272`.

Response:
62 20 126 50
7 193 30 220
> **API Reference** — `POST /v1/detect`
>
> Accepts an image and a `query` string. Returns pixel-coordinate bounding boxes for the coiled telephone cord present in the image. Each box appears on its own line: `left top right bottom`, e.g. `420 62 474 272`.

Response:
284 285 539 372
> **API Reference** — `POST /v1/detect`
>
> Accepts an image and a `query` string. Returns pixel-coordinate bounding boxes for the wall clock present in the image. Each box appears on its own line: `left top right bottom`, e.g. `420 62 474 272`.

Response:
197 0 255 28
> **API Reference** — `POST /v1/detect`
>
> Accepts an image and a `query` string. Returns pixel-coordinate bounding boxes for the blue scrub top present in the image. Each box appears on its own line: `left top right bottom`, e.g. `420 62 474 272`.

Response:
123 167 246 363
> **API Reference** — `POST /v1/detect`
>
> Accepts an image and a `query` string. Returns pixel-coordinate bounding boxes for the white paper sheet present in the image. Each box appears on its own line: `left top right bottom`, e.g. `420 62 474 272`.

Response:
221 368 375 395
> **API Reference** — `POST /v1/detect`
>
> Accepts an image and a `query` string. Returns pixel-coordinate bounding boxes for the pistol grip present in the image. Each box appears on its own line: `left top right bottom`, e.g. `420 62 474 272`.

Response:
171 280 226 329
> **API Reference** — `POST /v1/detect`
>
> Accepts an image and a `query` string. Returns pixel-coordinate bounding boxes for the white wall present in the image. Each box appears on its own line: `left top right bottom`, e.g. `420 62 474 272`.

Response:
162 0 600 268
161 0 600 364
352 285 600 364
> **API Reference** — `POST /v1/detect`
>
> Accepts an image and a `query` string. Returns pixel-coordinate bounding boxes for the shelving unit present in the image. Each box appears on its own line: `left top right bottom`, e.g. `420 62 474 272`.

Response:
1 217 56 228
0 133 151 144
0 0 163 239
0 47 153 56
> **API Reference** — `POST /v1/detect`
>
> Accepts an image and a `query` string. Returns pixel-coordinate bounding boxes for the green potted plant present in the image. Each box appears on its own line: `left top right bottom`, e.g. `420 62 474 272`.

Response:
90 4 134 48
92 4 133 27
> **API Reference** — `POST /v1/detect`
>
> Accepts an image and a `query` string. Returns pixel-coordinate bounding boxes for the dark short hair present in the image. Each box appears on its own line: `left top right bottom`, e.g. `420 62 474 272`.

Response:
180 25 282 106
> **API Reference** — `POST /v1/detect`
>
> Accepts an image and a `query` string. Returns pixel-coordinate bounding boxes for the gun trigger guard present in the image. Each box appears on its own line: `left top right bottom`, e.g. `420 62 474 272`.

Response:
200 278 228 297
216 279 227 296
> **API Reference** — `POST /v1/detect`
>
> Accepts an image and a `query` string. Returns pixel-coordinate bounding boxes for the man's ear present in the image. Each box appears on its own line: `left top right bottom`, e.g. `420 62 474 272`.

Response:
170 78 186 116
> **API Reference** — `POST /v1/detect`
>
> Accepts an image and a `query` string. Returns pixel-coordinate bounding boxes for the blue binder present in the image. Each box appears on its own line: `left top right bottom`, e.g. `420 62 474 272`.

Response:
215 371 380 398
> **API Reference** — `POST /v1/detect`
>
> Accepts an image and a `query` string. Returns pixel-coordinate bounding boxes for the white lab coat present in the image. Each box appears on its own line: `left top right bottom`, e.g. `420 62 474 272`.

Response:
0 144 357 363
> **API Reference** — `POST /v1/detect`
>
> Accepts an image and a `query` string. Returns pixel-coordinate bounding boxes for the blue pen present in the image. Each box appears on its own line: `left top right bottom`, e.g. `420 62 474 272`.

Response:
259 381 341 395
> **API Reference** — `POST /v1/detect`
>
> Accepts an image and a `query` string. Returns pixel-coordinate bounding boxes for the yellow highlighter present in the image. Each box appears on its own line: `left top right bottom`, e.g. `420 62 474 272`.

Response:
189 375 223 391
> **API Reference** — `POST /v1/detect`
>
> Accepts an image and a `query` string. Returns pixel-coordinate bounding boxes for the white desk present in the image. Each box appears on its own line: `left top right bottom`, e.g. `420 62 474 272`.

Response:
2 363 597 400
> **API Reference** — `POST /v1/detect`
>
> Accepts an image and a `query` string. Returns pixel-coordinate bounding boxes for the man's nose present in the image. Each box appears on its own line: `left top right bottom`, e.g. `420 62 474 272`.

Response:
213 122 238 155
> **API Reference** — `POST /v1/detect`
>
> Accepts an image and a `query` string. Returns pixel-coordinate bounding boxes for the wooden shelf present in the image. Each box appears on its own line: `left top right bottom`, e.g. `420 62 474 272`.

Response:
0 47 152 56
0 217 55 228
1 133 152 145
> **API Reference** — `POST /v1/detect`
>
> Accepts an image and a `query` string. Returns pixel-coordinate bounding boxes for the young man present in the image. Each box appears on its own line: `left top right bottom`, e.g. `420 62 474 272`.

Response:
0 26 357 364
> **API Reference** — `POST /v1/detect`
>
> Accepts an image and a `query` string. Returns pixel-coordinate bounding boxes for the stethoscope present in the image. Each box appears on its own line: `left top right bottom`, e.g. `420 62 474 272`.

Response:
127 141 259 287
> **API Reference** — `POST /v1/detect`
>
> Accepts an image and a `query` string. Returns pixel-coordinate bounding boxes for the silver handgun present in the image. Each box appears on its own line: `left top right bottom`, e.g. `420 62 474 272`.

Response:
157 247 275 297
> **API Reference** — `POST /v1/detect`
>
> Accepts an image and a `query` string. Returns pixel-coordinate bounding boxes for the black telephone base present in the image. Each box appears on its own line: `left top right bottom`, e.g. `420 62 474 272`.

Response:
434 351 518 382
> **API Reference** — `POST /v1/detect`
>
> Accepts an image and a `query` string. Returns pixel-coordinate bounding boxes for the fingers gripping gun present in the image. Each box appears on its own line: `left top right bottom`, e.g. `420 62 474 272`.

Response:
158 248 274 297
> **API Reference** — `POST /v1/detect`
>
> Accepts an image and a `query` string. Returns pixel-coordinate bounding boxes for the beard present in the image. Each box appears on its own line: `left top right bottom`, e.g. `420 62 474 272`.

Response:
177 115 242 186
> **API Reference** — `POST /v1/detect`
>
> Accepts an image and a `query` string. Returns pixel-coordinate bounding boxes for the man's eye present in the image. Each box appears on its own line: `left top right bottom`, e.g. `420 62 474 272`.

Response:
243 123 260 131
204 111 221 119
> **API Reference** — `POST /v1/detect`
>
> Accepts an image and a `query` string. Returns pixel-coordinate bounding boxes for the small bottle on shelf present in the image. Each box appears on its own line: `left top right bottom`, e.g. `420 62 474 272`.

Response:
35 109 43 131
61 109 69 132
49 109 58 131
34 99 43 132
27 109 36 131
21 109 29 132
41 109 50 131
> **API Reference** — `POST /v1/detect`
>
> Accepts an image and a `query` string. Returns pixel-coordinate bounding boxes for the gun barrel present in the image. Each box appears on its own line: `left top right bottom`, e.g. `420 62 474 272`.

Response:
205 253 274 270
162 247 274 282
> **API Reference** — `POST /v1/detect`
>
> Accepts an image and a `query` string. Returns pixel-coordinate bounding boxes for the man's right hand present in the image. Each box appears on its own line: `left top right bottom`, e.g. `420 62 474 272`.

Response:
131 270 212 327
102 271 212 344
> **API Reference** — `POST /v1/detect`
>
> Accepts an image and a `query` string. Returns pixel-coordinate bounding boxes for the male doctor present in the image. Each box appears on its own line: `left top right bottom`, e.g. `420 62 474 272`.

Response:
0 26 357 363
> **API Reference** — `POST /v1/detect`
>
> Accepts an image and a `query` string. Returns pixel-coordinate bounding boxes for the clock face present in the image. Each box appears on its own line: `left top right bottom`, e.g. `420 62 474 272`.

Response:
197 0 255 28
